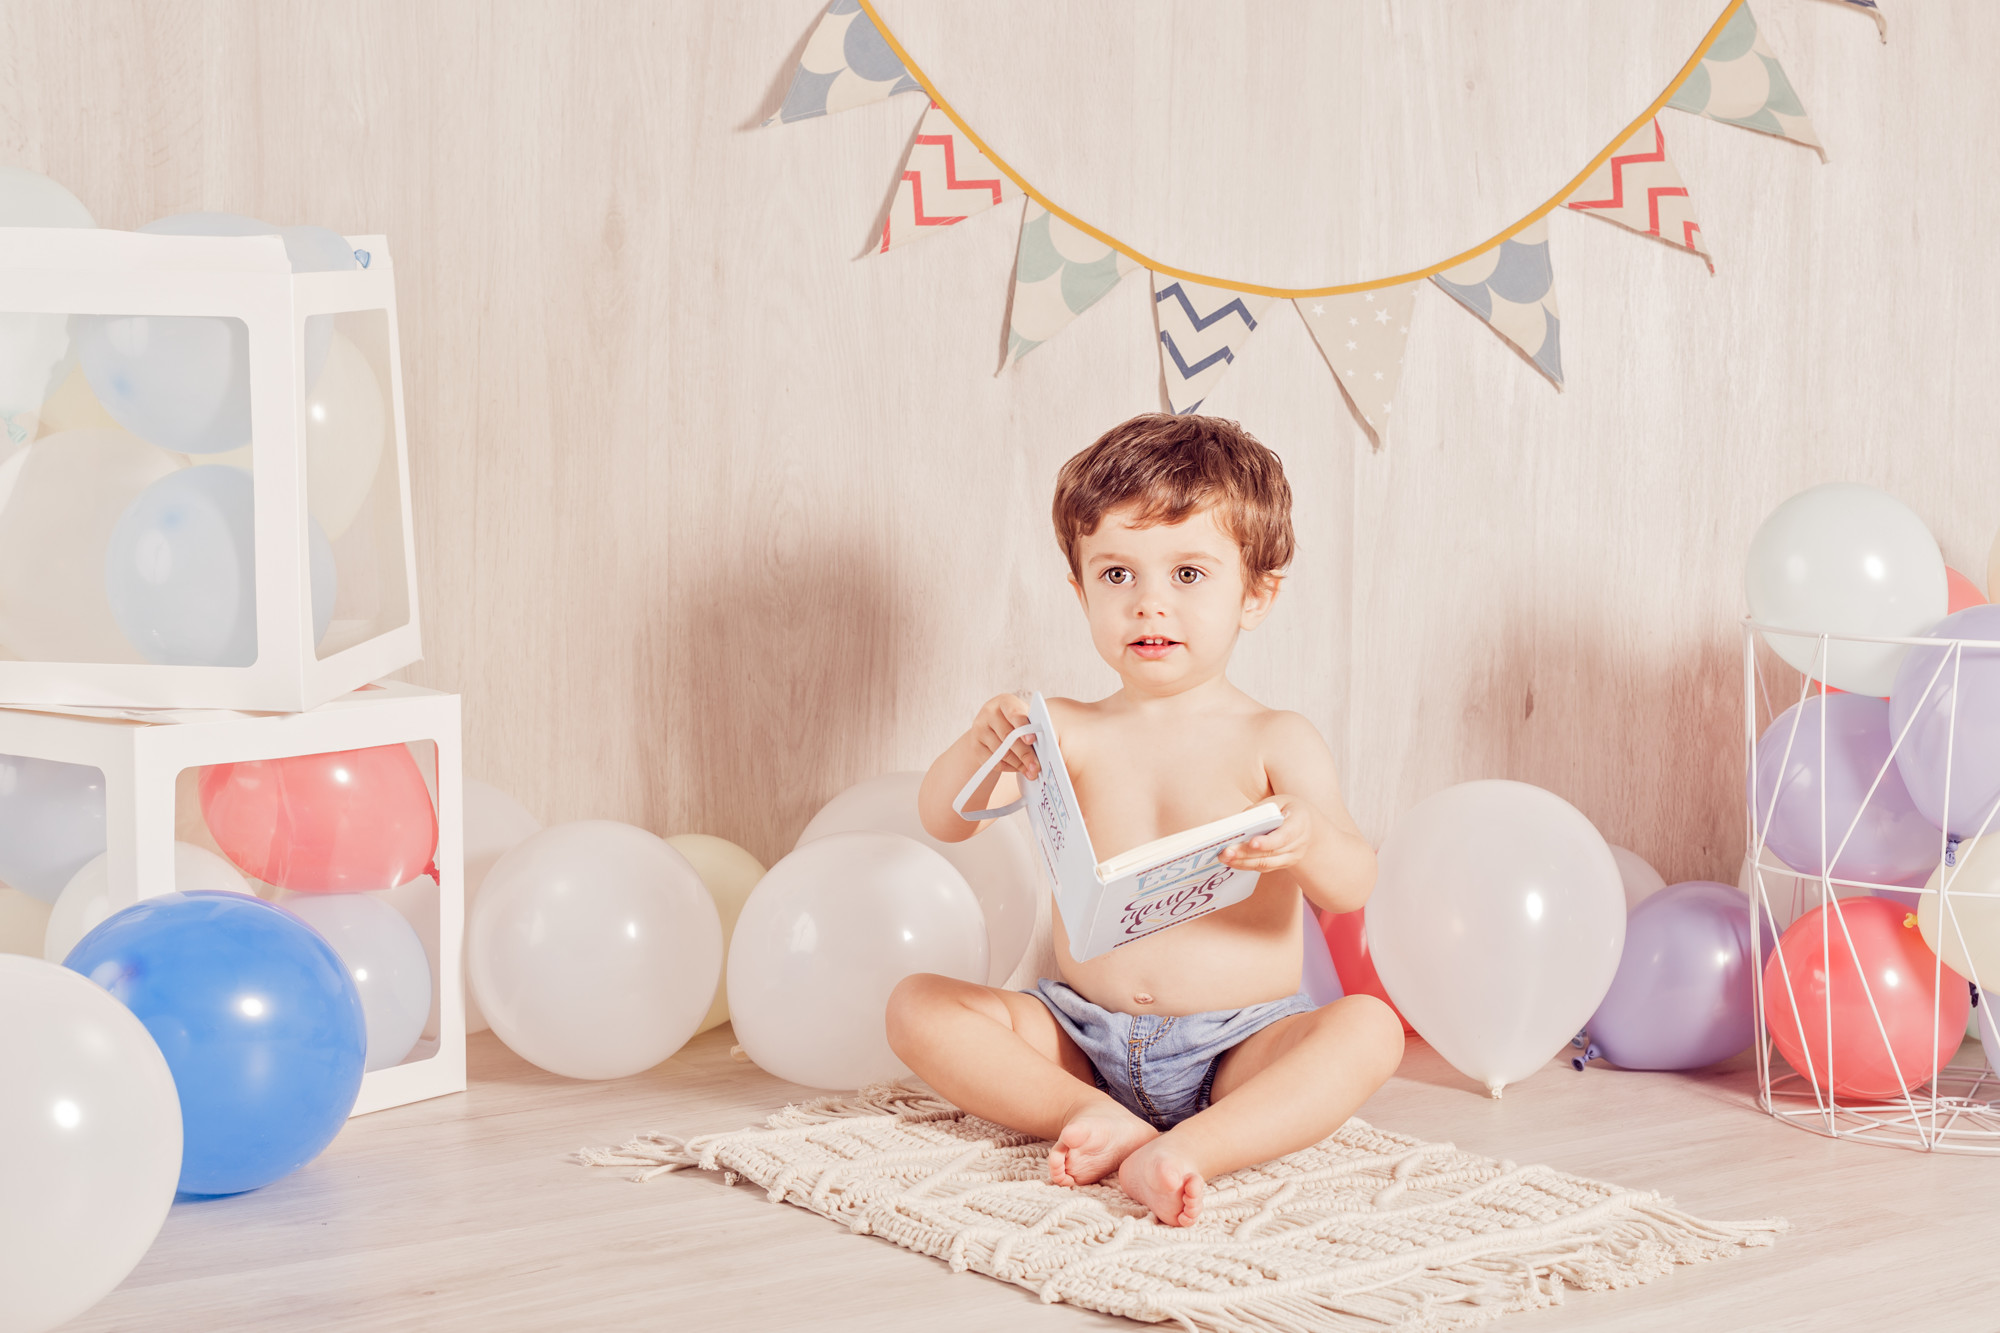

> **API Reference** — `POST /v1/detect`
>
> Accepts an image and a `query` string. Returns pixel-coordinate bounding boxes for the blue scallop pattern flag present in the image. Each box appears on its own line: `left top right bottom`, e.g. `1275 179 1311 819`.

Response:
1153 277 1273 415
1432 218 1563 388
767 0 923 126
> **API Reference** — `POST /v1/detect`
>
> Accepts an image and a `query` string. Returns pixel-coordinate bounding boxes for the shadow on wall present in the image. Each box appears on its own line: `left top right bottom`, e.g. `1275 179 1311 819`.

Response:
640 532 908 867
1456 612 1742 886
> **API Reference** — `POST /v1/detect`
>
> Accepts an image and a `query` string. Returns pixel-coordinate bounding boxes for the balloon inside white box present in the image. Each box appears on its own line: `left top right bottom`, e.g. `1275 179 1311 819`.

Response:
0 223 419 712
0 679 465 1117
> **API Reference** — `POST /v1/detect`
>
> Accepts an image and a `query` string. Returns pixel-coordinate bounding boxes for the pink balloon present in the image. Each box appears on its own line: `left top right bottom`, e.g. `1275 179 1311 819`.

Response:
200 745 438 893
1947 567 1986 615
1320 907 1414 1035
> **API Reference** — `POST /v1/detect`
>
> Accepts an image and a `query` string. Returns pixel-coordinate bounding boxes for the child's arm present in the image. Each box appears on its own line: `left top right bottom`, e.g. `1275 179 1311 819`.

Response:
1219 712 1377 915
917 694 1044 844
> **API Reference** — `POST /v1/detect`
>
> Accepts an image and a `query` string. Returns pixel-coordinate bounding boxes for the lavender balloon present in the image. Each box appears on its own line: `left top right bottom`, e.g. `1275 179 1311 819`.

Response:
1751 693 1940 886
1889 604 2000 840
1588 881 1772 1071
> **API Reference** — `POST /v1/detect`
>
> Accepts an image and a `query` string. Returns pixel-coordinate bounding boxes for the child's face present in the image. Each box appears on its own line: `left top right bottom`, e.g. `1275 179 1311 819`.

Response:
1070 503 1279 695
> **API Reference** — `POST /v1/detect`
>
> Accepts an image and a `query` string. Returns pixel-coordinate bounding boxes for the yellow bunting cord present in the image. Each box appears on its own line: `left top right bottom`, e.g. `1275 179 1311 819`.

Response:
854 0 1745 298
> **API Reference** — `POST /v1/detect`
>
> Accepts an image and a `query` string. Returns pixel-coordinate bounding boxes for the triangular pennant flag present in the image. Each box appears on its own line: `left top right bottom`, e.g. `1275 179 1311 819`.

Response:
1668 3 1824 157
1566 118 1714 272
1152 277 1272 415
1813 0 1886 41
766 0 924 126
879 102 1018 253
1432 218 1563 387
1006 203 1138 364
1294 285 1418 445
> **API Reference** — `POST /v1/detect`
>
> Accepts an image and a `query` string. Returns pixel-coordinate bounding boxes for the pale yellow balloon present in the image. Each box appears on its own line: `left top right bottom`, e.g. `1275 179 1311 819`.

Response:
304 333 387 539
33 362 123 437
667 833 765 1034
1918 835 2000 990
0 886 53 956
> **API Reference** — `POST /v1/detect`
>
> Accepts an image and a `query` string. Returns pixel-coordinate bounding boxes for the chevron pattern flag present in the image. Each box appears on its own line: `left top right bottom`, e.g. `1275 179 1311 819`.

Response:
766 0 923 126
1153 277 1273 415
1007 203 1138 364
1433 218 1562 387
1668 3 1823 158
1566 119 1713 272
1294 285 1418 445
880 102 1018 253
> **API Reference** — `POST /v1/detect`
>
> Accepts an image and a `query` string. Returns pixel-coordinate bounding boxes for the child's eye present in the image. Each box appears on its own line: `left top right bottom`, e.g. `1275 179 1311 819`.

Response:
1174 566 1204 585
1102 567 1133 586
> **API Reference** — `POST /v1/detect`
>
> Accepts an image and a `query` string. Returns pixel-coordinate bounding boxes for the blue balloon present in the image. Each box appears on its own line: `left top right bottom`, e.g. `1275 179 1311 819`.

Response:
1587 881 1776 1072
103 465 337 667
64 891 366 1195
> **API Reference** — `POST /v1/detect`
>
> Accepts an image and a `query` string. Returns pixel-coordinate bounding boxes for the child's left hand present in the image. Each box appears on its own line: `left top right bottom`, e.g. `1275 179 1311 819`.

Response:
1220 795 1312 873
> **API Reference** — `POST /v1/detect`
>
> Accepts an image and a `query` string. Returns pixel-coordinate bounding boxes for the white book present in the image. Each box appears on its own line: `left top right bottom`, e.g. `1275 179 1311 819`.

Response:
953 692 1283 961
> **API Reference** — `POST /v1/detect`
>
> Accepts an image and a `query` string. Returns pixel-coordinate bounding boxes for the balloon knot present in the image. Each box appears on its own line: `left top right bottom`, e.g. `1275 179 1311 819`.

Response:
1905 912 1919 930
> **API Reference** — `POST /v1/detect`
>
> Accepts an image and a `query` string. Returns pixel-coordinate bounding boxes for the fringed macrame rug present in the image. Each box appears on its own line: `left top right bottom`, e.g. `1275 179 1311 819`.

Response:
579 1084 1784 1333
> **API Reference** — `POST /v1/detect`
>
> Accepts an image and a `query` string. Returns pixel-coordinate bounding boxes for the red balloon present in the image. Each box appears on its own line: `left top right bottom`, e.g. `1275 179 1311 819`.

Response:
200 744 438 893
1319 906 1415 1035
1762 896 1967 1100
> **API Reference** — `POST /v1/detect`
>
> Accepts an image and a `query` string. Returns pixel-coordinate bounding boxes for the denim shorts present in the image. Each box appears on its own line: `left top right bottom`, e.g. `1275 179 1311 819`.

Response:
1028 979 1317 1131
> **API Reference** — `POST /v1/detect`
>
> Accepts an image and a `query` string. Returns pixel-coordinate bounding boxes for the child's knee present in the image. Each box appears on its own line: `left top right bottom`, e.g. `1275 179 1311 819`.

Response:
1329 993 1404 1077
885 972 956 1054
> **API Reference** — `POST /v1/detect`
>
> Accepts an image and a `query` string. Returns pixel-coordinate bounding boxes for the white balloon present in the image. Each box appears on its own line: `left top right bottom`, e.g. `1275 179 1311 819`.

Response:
44 842 251 963
460 779 541 1034
1744 482 1947 696
665 833 765 1034
283 893 432 1072
729 831 988 1090
0 954 181 1333
1608 845 1667 914
1981 991 1999 1077
468 820 720 1080
1369 780 1625 1097
0 885 53 956
1735 852 1867 933
0 428 183 662
0 169 93 448
0 166 95 228
304 333 387 539
797 771 1037 985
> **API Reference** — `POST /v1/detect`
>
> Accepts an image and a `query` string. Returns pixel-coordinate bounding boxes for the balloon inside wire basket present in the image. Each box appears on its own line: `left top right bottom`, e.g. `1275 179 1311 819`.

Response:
1743 613 2000 1153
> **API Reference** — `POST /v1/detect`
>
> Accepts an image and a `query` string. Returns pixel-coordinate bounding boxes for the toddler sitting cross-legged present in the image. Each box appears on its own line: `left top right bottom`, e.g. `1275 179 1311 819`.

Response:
891 413 1403 1228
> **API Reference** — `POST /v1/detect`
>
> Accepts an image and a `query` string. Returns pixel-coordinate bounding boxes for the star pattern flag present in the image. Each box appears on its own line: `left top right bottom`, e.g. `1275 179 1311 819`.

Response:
1566 118 1713 271
880 103 1018 253
767 0 924 126
1432 218 1562 388
1006 203 1138 364
1668 3 1824 158
1294 285 1418 445
1153 277 1272 415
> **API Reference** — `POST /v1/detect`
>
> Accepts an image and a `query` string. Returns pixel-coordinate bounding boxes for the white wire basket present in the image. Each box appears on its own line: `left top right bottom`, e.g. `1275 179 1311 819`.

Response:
1744 616 2000 1153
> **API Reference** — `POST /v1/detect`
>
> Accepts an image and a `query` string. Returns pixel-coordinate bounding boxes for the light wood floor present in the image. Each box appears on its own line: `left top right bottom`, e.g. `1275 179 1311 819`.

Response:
66 1027 2000 1333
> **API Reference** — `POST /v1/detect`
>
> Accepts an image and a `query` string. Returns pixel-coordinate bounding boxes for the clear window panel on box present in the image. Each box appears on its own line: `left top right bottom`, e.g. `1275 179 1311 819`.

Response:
178 739 442 1070
0 310 262 667
0 754 107 958
307 309 409 659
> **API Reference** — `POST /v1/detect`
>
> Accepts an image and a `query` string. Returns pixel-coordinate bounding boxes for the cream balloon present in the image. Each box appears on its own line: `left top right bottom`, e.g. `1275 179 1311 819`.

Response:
1736 852 1868 933
1369 780 1625 1097
303 332 387 539
0 167 94 449
468 820 720 1080
1744 483 1947 696
665 833 764 1034
1918 836 2000 992
1608 845 1667 914
0 954 181 1333
0 884 53 955
0 428 183 661
796 770 1037 985
728 831 987 1090
44 841 252 963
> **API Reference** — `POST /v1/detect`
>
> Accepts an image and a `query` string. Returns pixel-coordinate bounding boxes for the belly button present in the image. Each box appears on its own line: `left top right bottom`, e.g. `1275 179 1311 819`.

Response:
1133 992 1154 1006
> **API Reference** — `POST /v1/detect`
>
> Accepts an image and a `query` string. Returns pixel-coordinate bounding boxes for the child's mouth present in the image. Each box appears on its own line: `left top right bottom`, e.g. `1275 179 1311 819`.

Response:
1128 636 1181 660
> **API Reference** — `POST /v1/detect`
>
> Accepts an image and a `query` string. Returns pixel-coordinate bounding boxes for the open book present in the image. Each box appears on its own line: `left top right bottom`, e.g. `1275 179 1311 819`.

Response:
953 692 1283 960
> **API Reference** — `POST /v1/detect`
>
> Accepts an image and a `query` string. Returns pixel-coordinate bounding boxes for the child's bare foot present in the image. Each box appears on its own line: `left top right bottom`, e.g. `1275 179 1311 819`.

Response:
1048 1103 1157 1187
1117 1135 1204 1226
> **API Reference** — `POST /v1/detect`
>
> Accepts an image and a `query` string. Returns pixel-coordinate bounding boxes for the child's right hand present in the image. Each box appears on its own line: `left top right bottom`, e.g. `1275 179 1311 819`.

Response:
975 694 1041 781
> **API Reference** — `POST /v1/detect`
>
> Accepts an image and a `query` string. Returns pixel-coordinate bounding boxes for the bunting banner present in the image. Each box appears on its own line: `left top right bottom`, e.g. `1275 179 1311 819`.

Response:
1007 202 1138 365
879 102 1017 253
1565 119 1713 271
763 0 1869 443
1295 287 1418 445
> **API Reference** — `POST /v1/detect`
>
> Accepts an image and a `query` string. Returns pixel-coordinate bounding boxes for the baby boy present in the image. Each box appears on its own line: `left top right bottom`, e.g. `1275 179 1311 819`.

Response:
891 413 1403 1227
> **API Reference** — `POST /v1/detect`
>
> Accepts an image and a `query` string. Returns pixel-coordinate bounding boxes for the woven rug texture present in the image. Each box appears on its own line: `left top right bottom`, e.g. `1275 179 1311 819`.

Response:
579 1084 1785 1333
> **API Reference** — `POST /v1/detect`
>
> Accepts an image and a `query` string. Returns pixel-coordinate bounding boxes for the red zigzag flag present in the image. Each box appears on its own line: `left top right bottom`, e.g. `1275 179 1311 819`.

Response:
1566 118 1712 271
880 102 1016 253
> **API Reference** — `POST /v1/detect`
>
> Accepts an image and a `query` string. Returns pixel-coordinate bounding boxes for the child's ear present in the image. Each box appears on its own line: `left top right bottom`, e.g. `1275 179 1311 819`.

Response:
1069 574 1087 610
1240 572 1283 629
